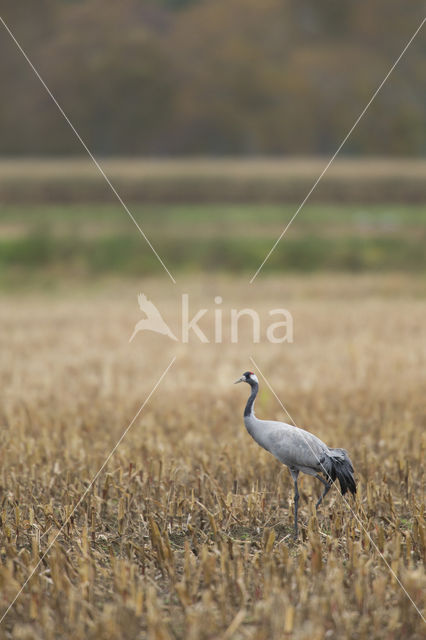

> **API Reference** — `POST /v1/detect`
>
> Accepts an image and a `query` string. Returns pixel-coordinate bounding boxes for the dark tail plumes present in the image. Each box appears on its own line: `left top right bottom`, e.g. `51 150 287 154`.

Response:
324 448 356 496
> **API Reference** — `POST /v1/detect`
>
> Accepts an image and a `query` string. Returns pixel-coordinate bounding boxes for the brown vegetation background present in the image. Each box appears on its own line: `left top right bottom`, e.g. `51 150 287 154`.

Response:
0 0 425 156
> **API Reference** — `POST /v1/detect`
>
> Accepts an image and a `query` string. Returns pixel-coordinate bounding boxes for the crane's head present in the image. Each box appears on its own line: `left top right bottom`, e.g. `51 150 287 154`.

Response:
234 371 258 385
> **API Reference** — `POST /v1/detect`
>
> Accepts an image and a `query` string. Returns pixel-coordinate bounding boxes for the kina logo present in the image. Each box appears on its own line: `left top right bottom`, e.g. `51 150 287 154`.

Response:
129 293 294 345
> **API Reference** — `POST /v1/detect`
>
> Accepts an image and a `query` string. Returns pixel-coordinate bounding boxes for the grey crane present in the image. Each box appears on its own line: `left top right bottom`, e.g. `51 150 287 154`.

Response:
235 371 356 538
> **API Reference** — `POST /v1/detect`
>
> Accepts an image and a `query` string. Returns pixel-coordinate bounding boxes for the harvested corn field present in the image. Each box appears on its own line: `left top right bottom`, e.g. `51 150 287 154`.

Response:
0 274 424 639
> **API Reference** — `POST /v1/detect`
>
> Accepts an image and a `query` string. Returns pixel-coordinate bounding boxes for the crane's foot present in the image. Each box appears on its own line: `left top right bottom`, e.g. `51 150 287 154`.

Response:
315 474 332 509
293 520 299 540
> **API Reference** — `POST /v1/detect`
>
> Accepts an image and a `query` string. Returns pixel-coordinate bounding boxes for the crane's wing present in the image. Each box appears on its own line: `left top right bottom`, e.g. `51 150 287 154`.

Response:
259 420 328 472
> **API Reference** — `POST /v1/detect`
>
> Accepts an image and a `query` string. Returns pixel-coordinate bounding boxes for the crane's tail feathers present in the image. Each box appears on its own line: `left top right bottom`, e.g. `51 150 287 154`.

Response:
323 448 356 496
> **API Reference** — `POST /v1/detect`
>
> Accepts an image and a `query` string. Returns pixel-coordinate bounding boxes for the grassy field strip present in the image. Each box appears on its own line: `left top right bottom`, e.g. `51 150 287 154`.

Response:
0 158 425 203
0 203 426 287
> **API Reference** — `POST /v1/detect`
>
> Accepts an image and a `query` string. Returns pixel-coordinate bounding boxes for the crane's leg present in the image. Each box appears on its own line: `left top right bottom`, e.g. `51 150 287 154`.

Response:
290 469 300 539
314 473 332 509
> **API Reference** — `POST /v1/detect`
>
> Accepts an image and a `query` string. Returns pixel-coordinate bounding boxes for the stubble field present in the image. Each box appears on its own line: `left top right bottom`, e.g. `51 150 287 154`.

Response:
0 274 424 639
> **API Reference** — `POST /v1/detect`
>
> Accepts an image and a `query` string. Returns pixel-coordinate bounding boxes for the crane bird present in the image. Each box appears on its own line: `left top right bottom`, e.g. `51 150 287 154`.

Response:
235 371 356 538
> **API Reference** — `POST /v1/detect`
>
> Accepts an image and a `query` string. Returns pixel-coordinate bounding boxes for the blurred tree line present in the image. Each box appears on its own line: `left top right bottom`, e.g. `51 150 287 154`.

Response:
0 0 424 156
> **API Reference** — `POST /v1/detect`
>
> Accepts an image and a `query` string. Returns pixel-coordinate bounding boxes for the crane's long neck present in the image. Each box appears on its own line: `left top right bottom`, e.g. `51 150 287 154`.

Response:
244 382 258 417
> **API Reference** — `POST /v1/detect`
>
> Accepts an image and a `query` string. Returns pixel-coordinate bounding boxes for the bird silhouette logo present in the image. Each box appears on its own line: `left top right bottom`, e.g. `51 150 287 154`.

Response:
129 293 178 343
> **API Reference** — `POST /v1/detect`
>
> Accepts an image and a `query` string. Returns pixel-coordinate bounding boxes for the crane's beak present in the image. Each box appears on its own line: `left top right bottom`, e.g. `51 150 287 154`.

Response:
234 376 244 384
